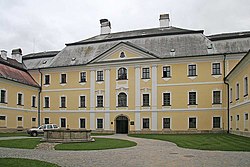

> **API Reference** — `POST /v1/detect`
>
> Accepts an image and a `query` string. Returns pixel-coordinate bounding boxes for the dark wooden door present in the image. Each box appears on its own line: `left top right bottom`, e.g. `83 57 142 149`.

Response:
116 116 128 134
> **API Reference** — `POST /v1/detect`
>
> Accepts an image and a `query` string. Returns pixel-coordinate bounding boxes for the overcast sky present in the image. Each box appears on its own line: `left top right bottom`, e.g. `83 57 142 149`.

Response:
0 0 250 55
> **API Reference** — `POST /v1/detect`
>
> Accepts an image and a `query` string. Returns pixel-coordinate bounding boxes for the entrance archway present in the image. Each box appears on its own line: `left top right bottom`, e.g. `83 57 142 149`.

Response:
115 115 129 134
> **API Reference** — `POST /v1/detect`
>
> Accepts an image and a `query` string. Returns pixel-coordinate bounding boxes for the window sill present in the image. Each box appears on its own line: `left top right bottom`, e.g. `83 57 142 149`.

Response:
117 106 128 107
43 107 50 108
117 78 128 81
162 105 171 107
79 106 86 108
79 81 86 83
244 94 248 97
236 98 239 101
60 82 67 84
142 105 150 107
162 76 171 78
212 74 222 76
188 75 197 77
96 80 104 82
141 78 150 79
59 107 67 108
17 104 24 106
96 106 104 108
212 103 222 105
31 106 37 108
188 104 197 106
43 84 50 86
0 102 8 104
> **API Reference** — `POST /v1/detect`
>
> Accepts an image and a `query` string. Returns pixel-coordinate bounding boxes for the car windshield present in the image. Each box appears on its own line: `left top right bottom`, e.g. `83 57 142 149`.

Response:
38 125 44 129
53 125 58 128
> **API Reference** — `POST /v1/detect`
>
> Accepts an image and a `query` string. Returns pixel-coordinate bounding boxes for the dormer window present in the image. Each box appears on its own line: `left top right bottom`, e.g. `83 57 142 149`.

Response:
120 52 125 58
71 57 76 61
43 60 47 64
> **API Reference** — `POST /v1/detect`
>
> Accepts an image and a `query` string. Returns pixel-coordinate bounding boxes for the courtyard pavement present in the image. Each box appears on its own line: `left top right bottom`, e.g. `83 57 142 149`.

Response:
0 134 249 167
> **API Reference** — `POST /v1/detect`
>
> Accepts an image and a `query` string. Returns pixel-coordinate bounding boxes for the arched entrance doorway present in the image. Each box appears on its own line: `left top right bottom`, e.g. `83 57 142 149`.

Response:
115 115 129 134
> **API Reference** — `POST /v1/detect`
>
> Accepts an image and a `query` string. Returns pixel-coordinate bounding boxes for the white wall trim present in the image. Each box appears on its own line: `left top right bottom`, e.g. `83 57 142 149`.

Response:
42 88 90 92
158 81 224 87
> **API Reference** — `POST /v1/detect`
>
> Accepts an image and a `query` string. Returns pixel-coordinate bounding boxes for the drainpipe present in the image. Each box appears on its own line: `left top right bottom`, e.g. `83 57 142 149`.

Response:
38 69 42 127
223 54 230 133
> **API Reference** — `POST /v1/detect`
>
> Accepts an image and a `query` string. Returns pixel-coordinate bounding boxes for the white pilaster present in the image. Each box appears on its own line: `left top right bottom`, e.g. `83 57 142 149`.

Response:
90 70 95 110
104 69 110 130
152 112 157 130
152 65 157 110
105 112 110 130
135 66 141 109
135 112 140 130
90 112 95 130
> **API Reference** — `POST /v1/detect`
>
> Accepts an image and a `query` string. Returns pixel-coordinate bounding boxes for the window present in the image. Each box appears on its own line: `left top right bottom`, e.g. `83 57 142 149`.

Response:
80 118 86 128
142 94 150 106
44 97 50 108
230 88 233 103
0 90 6 103
236 115 239 121
245 113 249 120
142 68 150 79
32 118 36 122
189 117 196 128
236 83 239 100
0 116 6 120
212 63 221 75
97 96 103 107
97 119 103 129
143 118 149 129
17 93 23 105
189 92 197 105
17 117 22 121
97 71 104 81
80 72 86 82
60 96 66 108
118 93 127 107
163 66 171 78
44 118 50 124
32 96 36 107
120 52 125 58
188 64 196 76
118 68 127 80
213 91 221 104
213 117 221 128
244 77 248 96
60 118 66 128
230 116 233 121
61 74 67 84
163 118 170 128
44 75 50 85
163 93 171 106
79 96 86 108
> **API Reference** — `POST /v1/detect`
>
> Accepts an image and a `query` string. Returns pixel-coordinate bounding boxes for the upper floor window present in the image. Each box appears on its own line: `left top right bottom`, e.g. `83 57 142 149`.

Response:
163 93 171 106
44 97 50 108
163 66 171 78
118 92 127 107
0 89 6 103
212 63 221 75
118 68 127 80
80 72 86 82
245 113 248 120
230 88 233 103
32 96 36 107
61 74 67 84
213 91 221 104
188 64 197 76
142 94 150 106
79 96 86 108
97 71 104 81
17 93 23 105
60 96 66 108
142 68 150 79
236 83 239 100
44 75 50 85
244 77 248 96
188 92 197 105
97 95 103 107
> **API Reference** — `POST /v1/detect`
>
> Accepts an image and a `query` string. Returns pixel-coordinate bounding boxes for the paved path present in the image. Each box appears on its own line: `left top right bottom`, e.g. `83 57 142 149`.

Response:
0 134 249 167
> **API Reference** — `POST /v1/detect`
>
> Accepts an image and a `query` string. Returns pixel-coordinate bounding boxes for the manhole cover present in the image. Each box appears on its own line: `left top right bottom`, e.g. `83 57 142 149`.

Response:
184 155 195 158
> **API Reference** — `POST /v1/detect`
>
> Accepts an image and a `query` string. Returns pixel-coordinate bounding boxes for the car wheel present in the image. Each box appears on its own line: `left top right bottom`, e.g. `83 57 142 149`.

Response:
31 131 38 137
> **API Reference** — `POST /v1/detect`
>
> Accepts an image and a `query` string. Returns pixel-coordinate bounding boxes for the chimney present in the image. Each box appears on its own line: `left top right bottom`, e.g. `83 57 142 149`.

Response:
159 14 170 27
100 19 111 35
11 48 22 63
0 50 7 60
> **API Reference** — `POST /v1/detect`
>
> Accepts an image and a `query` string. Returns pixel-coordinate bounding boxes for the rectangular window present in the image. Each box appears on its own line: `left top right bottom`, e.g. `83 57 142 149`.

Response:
213 117 221 128
163 118 170 129
244 77 248 96
32 118 36 122
212 63 221 75
80 72 86 82
230 88 233 103
143 94 150 106
142 68 150 79
17 117 22 121
97 96 103 107
236 83 239 100
97 71 104 81
61 74 67 84
44 118 50 124
60 118 66 128
32 96 36 107
17 93 23 105
44 75 50 85
188 64 196 76
143 118 149 129
60 96 66 108
245 113 249 120
163 66 171 78
189 117 196 128
44 97 50 108
230 116 233 121
213 91 221 104
0 116 6 120
189 92 196 105
97 118 103 129
80 96 86 108
0 90 6 103
163 93 171 106
236 115 239 121
80 118 86 128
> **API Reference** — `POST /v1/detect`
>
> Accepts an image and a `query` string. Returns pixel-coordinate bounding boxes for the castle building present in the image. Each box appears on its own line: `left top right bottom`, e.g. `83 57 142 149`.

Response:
0 14 249 136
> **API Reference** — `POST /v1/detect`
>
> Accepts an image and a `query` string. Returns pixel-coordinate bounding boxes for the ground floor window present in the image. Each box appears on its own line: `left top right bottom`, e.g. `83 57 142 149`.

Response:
143 118 149 129
189 117 196 128
32 118 36 122
17 117 22 121
245 113 249 120
213 117 221 128
163 118 170 128
60 118 66 128
80 118 86 128
0 116 6 120
97 118 103 129
44 118 50 124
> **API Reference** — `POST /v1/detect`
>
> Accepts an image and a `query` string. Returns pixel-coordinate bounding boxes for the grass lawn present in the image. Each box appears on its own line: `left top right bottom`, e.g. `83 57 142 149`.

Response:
91 133 114 136
55 137 136 150
0 138 40 149
129 133 250 151
0 158 59 167
0 132 29 137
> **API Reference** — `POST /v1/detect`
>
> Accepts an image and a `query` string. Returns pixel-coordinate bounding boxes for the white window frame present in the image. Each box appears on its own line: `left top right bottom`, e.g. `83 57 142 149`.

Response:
116 66 128 80
229 87 233 103
17 92 24 106
187 63 198 78
188 116 197 129
211 62 222 76
141 66 151 79
60 73 67 85
44 74 51 86
0 115 7 127
116 91 128 107
31 95 36 108
44 96 50 108
243 76 248 96
79 117 87 129
44 117 50 124
212 89 222 104
0 89 7 103
162 117 172 129
96 70 104 82
96 118 104 129
79 95 87 108
79 71 87 83
162 91 171 106
141 93 151 107
60 95 67 108
212 116 222 129
96 94 104 108
188 90 198 105
59 117 67 128
16 115 23 127
162 65 172 78
236 82 240 101
142 117 150 129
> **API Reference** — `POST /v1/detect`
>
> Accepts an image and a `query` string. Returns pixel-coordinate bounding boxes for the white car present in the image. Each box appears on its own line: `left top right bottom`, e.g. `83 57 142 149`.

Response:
27 124 59 137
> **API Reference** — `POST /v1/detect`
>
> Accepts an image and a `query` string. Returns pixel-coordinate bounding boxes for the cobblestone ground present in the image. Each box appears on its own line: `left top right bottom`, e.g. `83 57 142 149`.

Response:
0 134 250 167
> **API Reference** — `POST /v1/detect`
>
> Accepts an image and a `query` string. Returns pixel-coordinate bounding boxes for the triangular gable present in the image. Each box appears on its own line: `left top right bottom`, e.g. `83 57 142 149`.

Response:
89 42 159 64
